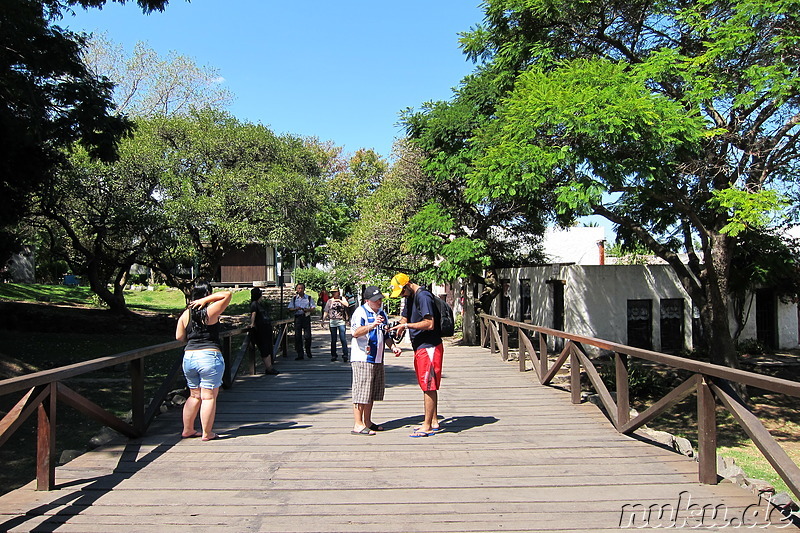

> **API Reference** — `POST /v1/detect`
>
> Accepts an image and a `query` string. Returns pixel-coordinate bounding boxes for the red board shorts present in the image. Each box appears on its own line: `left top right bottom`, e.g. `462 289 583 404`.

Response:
413 343 444 391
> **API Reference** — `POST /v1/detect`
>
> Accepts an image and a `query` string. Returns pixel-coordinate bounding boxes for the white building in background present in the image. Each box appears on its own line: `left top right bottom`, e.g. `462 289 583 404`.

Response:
452 226 799 353
491 262 799 353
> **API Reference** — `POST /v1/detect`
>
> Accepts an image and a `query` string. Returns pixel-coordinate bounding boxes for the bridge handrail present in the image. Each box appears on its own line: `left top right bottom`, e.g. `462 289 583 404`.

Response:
0 317 293 491
478 314 800 501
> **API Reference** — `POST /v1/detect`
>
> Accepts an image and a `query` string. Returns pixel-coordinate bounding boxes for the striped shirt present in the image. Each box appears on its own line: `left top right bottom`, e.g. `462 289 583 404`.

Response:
349 304 388 364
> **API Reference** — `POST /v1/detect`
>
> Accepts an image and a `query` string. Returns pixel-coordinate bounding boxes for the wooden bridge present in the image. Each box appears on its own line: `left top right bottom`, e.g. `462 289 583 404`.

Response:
0 323 798 531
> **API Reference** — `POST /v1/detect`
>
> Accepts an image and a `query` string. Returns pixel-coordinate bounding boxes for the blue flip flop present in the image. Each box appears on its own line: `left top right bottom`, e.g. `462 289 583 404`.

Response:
409 430 434 438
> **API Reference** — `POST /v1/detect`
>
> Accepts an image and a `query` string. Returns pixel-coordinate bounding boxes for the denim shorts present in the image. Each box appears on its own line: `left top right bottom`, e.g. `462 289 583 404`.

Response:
182 349 225 389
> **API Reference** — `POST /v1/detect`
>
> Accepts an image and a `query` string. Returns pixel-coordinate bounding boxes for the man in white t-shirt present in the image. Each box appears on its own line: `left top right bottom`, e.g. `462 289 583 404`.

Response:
348 286 401 435
287 283 316 359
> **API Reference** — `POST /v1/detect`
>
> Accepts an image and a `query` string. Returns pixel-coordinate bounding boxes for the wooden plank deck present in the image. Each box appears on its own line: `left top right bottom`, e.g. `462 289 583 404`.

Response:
0 329 796 532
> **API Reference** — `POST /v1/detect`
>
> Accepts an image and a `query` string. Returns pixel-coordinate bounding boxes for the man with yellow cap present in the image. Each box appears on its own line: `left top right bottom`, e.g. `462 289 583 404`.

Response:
389 273 444 437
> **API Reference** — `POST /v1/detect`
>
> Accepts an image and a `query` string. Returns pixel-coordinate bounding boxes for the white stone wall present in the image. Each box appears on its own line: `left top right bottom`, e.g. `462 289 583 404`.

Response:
493 264 799 352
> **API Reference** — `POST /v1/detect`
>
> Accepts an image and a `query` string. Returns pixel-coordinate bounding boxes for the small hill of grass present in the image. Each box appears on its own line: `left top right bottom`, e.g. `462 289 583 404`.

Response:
0 282 253 315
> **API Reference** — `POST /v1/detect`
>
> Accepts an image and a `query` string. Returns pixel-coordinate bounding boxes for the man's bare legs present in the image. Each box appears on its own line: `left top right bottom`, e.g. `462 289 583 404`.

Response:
353 403 376 434
420 390 438 431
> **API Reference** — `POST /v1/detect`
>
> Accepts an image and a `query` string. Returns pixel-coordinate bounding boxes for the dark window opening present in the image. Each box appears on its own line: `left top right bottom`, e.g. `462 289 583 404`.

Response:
627 299 652 350
660 299 684 353
756 288 778 349
500 279 511 318
520 279 532 322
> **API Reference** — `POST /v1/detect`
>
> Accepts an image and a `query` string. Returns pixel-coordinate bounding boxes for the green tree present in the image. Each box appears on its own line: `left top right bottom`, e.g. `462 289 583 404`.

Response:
401 69 549 311
33 130 167 313
33 109 329 310
462 0 800 367
332 140 435 279
306 147 388 268
0 0 169 259
142 109 328 294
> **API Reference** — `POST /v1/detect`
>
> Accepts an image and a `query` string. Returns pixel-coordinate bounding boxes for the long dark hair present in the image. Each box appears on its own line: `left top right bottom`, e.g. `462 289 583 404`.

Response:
250 287 263 302
189 279 212 328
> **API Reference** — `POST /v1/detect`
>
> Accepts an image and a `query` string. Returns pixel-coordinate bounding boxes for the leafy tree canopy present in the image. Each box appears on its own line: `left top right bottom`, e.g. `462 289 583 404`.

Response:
0 0 171 258
455 0 800 365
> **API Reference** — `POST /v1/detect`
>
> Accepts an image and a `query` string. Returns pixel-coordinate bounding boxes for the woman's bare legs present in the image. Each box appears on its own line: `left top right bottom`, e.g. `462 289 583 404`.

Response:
182 388 202 437
200 386 219 440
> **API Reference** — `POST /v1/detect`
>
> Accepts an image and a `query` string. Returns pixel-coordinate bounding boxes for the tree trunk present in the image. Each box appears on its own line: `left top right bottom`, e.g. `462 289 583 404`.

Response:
477 268 502 315
704 231 739 369
85 261 131 315
460 269 503 346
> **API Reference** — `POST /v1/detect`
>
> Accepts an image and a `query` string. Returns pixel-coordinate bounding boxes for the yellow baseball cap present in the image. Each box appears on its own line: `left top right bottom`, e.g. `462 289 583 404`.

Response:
389 273 410 298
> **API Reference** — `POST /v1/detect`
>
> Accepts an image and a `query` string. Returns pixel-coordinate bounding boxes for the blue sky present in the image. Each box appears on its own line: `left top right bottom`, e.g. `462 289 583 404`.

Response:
65 0 486 160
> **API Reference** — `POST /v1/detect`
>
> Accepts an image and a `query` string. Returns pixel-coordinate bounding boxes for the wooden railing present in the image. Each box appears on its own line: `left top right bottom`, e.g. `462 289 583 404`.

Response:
479 314 800 501
0 317 292 491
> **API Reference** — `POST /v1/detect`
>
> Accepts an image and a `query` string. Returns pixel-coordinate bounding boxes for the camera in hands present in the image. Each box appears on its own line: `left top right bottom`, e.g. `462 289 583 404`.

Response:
377 320 405 342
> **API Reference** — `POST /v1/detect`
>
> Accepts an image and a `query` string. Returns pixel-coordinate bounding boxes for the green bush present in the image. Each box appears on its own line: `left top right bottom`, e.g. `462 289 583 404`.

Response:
292 267 330 292
736 337 769 356
600 359 672 398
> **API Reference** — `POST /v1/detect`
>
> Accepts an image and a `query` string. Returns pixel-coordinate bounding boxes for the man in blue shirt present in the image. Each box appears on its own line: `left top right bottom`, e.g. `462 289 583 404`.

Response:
349 286 402 435
389 273 444 437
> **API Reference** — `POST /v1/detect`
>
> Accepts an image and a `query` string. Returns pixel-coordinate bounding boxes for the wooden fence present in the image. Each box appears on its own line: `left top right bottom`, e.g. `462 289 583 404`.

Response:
479 314 800 501
0 318 292 491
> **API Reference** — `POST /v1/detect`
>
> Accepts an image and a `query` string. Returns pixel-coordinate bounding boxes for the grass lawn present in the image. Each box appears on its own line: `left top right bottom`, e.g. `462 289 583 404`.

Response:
0 282 252 314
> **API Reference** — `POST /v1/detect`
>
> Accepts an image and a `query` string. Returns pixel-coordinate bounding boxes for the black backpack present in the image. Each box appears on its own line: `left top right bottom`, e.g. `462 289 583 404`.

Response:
417 289 455 337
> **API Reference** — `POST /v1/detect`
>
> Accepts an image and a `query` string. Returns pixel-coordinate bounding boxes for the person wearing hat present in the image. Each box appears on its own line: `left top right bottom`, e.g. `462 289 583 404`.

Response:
348 285 402 435
322 286 350 362
389 273 444 437
248 287 280 375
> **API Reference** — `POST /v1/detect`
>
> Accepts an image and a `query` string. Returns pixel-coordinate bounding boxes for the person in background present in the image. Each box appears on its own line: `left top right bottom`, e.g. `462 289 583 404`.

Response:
344 285 358 318
249 287 280 375
318 288 329 317
175 280 232 441
287 283 315 359
389 273 444 438
322 286 350 362
349 286 402 435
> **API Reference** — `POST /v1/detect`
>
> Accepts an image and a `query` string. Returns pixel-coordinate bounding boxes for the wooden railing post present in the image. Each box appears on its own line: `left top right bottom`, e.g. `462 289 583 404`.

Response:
539 333 548 382
222 336 233 389
697 375 718 485
130 357 145 434
501 323 509 361
247 336 256 375
489 322 496 354
36 383 56 491
615 353 630 430
570 344 581 404
518 327 527 372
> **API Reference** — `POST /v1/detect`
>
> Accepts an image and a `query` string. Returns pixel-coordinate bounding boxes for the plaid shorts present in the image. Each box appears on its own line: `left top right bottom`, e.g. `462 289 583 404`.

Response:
351 361 385 404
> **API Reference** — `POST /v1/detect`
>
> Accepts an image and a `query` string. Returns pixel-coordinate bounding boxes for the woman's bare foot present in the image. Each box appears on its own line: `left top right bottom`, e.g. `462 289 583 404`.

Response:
181 430 201 438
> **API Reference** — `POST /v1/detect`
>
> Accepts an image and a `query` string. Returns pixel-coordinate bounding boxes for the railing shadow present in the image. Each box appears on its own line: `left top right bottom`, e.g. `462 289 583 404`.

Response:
0 440 170 532
479 314 800 503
